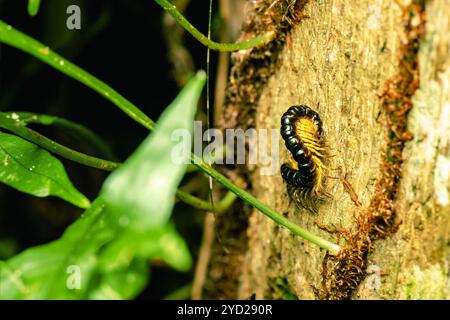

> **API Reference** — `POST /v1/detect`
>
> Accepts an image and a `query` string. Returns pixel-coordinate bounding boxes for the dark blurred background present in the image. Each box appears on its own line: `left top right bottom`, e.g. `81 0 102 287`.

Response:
0 0 220 299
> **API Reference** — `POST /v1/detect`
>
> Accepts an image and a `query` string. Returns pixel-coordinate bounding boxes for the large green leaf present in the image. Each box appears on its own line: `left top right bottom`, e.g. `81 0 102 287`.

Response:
0 198 190 299
101 71 205 231
0 72 205 299
0 131 90 209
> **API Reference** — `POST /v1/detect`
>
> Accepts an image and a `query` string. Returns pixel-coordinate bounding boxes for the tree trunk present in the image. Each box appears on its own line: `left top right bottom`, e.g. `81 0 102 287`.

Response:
201 0 450 300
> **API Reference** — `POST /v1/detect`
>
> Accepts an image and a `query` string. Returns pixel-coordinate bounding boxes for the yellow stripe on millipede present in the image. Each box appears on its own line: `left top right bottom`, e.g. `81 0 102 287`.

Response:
294 117 328 194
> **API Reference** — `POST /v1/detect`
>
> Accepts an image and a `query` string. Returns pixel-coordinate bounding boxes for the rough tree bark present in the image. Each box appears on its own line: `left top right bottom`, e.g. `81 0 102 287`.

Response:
201 0 450 299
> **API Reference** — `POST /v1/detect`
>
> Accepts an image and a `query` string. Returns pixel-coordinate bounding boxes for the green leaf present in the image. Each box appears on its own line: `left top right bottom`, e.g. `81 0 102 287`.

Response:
0 131 90 209
0 197 192 300
98 223 192 273
27 0 41 16
88 258 149 300
101 71 206 231
0 198 112 299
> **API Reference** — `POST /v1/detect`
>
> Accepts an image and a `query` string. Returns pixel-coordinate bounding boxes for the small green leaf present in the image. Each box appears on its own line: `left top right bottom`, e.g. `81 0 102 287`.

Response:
27 0 41 16
0 132 90 208
101 71 206 231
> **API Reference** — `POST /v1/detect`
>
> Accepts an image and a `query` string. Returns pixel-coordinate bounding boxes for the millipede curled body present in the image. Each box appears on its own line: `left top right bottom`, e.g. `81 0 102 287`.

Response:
280 105 328 208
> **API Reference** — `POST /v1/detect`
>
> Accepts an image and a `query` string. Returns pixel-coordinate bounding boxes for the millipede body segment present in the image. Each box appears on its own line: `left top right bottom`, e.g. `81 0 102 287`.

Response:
280 105 327 198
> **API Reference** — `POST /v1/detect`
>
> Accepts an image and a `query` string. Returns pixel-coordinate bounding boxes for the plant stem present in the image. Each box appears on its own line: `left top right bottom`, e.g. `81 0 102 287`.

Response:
191 154 341 255
0 113 120 171
7 111 117 160
0 21 341 255
0 20 155 131
153 0 275 52
176 189 236 214
185 145 226 173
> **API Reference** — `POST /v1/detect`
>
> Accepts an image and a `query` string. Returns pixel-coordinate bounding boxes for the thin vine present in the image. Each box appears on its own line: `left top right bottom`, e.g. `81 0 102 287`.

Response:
153 0 275 52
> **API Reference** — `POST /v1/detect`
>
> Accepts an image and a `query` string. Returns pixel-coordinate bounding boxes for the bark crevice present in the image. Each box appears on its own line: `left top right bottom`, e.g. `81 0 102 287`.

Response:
319 1 426 300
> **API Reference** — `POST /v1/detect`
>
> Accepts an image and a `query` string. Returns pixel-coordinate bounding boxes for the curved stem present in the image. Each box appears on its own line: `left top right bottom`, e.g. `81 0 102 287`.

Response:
153 0 275 52
0 113 120 171
176 189 236 214
6 111 117 161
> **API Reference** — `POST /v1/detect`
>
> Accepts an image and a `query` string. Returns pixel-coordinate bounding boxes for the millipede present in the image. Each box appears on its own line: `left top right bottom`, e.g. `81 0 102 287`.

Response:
280 105 329 211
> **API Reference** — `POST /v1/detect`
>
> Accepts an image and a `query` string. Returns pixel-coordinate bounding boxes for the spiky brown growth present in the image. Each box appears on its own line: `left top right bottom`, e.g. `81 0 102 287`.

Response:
319 1 426 300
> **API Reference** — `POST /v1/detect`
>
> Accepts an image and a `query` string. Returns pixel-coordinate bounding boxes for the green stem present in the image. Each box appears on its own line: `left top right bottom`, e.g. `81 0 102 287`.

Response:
0 113 119 171
0 20 155 131
176 189 236 214
185 143 226 173
0 21 341 255
153 0 275 52
191 154 341 255
6 111 117 161
185 163 198 173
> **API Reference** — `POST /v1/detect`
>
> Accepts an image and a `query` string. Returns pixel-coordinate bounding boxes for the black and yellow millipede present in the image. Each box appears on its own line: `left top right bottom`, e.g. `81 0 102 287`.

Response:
280 105 330 211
